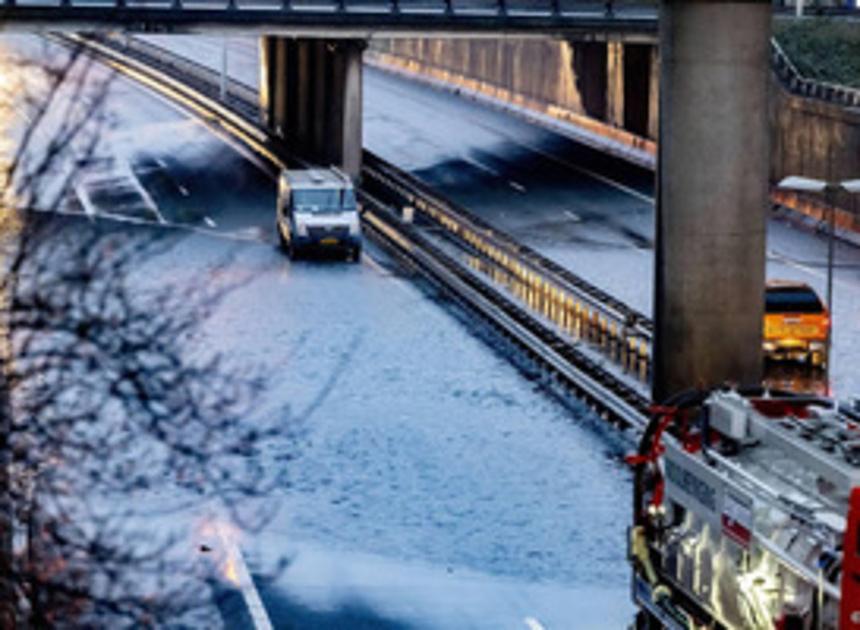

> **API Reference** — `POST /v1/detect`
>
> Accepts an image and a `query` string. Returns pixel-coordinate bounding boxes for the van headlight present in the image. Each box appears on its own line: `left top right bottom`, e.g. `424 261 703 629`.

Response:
295 221 308 237
349 220 360 236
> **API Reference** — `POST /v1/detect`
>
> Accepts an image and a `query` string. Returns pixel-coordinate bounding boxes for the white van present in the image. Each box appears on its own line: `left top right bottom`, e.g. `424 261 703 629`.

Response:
277 168 362 261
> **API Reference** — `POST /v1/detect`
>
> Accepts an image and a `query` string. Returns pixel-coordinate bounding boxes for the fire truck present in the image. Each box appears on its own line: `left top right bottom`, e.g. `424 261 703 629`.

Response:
628 388 860 629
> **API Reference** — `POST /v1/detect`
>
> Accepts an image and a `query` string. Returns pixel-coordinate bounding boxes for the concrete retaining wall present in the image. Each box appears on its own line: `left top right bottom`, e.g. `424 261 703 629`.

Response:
371 37 659 140
772 87 860 225
373 38 581 117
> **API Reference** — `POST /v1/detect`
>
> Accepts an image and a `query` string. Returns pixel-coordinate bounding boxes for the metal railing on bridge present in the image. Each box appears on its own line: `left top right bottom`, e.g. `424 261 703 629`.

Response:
0 0 658 34
771 37 860 110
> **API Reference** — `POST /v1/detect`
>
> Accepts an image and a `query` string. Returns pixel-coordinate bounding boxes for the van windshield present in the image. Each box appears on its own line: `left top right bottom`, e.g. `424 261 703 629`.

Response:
293 188 355 213
765 288 824 314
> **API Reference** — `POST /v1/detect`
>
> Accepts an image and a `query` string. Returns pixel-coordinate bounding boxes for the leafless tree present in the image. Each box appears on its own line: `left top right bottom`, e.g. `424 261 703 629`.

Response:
0 36 288 627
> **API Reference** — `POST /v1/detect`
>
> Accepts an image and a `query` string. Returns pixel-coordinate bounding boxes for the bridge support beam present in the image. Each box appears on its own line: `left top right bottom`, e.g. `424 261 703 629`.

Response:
571 41 608 122
653 1 770 401
647 45 659 140
260 37 364 179
622 43 654 138
572 39 658 140
606 40 625 129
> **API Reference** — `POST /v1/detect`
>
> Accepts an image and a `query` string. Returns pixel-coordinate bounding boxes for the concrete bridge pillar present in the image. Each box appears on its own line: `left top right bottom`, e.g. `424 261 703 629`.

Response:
325 39 365 178
653 1 771 401
260 37 365 179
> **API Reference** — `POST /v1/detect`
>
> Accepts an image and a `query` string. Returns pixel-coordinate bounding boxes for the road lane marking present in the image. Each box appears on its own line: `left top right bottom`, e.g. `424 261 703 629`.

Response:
564 210 582 223
463 157 526 193
768 248 825 280
506 136 652 204
463 156 501 178
361 249 387 274
124 160 166 224
74 181 98 220
209 517 274 630
767 248 858 293
45 205 268 244
204 216 217 228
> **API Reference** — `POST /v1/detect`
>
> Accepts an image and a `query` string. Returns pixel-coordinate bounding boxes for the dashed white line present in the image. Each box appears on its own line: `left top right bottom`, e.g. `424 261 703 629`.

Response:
463 157 526 193
564 210 582 223
464 156 501 178
178 184 190 197
203 216 217 228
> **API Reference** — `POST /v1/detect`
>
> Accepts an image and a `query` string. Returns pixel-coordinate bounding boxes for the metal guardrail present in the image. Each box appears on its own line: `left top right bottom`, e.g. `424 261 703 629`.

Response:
361 201 651 427
361 154 654 382
771 37 860 109
6 0 649 9
62 32 653 428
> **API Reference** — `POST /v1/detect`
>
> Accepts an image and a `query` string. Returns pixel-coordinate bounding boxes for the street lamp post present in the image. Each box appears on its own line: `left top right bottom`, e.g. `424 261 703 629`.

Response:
777 175 860 384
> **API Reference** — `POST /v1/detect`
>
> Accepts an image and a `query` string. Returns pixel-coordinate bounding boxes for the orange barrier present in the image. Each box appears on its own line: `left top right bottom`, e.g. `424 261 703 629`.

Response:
771 188 860 235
